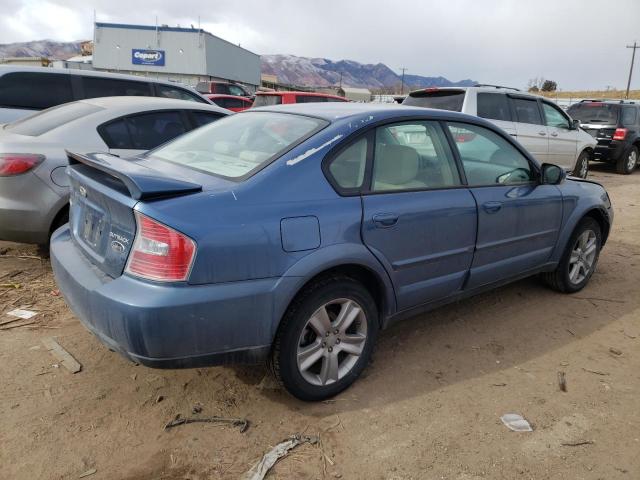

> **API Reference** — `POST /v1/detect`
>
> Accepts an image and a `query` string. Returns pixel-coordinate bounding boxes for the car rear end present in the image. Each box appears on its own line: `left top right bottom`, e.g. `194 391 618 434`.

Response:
567 102 626 162
402 88 468 112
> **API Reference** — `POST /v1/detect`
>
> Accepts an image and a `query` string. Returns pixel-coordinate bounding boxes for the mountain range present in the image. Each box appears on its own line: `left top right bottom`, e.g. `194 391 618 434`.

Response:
0 40 476 89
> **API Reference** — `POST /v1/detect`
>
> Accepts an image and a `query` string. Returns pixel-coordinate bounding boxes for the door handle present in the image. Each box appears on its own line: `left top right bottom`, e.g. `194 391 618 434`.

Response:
550 132 558 137
372 213 399 228
538 131 547 136
482 201 503 214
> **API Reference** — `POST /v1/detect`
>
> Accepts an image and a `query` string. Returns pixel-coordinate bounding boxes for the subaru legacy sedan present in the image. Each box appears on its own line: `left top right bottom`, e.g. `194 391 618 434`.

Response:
51 103 613 401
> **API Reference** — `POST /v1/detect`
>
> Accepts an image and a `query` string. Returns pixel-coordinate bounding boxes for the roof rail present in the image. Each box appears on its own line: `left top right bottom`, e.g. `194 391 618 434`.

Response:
474 84 521 92
579 99 636 104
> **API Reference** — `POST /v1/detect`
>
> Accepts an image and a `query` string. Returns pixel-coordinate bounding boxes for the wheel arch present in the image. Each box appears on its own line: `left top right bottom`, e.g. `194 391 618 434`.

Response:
583 207 611 246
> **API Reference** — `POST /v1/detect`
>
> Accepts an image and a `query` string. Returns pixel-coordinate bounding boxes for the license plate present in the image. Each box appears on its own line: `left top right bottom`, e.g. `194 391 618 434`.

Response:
82 208 103 248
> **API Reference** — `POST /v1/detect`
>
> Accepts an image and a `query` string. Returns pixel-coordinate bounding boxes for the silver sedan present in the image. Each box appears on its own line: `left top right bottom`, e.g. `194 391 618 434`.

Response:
0 96 230 245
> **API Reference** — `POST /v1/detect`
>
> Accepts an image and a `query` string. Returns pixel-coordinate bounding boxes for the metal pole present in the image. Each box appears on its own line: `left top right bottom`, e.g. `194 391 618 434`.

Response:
400 67 407 95
625 41 638 99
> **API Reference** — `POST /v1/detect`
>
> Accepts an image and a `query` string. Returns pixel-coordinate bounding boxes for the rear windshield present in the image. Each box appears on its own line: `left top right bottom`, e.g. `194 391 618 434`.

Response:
567 103 619 125
150 112 326 179
252 95 283 107
5 102 104 136
402 91 465 111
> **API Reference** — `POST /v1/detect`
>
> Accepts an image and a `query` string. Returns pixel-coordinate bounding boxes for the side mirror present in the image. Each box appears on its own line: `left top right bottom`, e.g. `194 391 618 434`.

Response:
571 119 580 130
541 163 566 185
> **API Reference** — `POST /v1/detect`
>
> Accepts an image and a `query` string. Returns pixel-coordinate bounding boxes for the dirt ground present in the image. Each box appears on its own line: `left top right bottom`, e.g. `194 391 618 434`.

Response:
1 163 639 480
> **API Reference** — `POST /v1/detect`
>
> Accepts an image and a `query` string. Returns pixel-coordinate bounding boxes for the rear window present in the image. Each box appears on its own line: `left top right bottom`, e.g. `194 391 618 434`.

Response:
82 76 152 98
252 95 283 107
5 102 103 136
567 103 619 125
402 90 465 111
0 72 73 110
150 112 326 179
296 95 328 103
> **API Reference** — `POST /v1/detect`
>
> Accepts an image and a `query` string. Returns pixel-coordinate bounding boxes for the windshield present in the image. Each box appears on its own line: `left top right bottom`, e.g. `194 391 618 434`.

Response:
252 95 283 107
150 112 326 179
5 102 104 136
567 103 619 125
402 91 465 111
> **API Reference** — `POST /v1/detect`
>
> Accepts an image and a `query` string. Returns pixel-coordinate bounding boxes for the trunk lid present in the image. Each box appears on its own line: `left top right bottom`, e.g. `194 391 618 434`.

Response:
66 151 203 278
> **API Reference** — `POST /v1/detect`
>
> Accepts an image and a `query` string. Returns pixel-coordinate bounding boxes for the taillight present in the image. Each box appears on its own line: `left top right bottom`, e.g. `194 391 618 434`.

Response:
613 128 628 141
125 211 196 282
0 153 44 176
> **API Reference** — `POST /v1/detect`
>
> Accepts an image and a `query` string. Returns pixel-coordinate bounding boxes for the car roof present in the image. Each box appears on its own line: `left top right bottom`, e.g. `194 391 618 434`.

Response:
76 96 229 113
256 91 345 99
0 65 200 90
249 101 490 123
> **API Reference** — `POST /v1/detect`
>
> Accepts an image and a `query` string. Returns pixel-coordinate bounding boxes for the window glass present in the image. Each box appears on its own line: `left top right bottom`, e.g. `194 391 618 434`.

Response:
567 103 619 125
215 84 230 95
0 72 73 110
100 119 132 148
542 102 570 129
6 102 103 136
228 85 246 96
82 77 151 98
328 136 368 190
125 111 187 150
156 85 205 103
372 121 460 191
296 95 328 103
191 111 223 128
151 112 325 179
402 91 465 111
448 122 534 185
477 93 511 121
252 95 282 107
621 107 637 126
224 98 245 109
512 98 543 125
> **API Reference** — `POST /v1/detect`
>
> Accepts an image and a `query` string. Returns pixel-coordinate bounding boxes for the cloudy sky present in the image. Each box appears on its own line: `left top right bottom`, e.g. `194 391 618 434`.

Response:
1 0 639 90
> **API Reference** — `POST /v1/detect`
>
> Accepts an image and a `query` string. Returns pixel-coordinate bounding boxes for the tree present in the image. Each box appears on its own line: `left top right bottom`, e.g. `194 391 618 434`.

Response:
541 80 558 92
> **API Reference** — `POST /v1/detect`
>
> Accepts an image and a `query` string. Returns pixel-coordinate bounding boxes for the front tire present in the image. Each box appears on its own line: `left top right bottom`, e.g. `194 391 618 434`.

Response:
270 276 378 401
573 150 590 179
616 145 638 175
544 217 601 293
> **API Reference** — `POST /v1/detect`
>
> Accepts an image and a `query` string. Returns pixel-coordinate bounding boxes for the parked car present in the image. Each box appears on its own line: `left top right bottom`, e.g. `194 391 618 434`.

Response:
0 96 229 245
252 91 348 107
0 66 211 123
196 80 252 98
205 94 253 112
567 100 640 174
403 85 595 178
50 103 612 401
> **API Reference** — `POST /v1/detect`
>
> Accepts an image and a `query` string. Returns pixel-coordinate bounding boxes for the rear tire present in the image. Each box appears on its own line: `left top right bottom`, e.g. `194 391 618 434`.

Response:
270 276 378 401
544 217 601 293
572 150 589 179
616 145 638 175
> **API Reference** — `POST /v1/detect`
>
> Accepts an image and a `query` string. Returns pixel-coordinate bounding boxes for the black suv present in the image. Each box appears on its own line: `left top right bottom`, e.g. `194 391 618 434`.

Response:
567 100 640 174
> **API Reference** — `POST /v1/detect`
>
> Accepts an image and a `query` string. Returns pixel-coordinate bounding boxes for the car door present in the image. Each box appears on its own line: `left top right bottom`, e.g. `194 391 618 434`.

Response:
354 120 477 311
509 95 549 163
542 101 577 170
446 121 563 289
98 110 189 157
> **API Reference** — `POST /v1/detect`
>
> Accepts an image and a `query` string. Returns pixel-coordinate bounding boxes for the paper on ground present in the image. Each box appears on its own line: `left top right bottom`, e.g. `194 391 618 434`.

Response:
6 308 37 319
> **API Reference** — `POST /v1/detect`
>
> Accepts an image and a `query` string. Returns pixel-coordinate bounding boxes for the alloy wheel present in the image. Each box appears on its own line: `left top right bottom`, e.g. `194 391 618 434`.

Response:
568 230 597 285
627 150 638 171
296 298 367 386
579 157 588 178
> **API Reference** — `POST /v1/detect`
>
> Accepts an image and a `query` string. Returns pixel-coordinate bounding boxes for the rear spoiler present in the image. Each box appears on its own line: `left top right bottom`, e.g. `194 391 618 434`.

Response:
66 151 202 200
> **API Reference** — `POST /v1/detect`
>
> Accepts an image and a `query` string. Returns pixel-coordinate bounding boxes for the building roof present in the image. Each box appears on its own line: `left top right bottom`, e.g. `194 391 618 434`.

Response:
339 86 372 94
95 22 259 57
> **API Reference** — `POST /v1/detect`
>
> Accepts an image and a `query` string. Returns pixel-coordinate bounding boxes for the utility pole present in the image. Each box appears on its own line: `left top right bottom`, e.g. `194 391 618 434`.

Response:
625 41 638 99
400 67 407 95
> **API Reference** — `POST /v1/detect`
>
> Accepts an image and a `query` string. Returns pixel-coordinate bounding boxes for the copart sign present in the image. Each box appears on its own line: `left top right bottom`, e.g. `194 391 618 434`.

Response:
132 49 165 66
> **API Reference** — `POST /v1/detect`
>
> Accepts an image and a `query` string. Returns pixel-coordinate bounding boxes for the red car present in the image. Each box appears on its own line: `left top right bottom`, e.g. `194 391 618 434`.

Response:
206 94 253 112
252 91 348 107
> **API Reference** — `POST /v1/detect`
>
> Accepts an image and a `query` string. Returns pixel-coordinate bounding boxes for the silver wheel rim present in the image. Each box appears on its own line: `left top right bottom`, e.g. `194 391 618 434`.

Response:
627 150 638 171
579 157 588 178
568 230 597 284
296 298 367 386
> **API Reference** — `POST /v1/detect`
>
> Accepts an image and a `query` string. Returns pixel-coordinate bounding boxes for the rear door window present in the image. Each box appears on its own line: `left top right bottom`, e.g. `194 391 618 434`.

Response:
402 91 465 111
6 102 103 136
621 107 637 126
477 93 511 121
512 97 543 125
327 136 369 191
82 76 152 98
190 111 224 128
0 72 73 110
99 110 188 150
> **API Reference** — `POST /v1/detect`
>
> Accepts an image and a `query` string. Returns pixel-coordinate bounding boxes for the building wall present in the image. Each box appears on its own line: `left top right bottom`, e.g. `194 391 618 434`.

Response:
92 23 260 87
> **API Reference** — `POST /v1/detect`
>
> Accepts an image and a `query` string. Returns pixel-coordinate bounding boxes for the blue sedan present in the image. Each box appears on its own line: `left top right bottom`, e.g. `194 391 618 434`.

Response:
51 103 613 401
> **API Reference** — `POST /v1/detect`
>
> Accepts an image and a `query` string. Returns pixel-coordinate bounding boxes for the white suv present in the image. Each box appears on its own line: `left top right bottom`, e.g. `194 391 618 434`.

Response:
403 85 595 178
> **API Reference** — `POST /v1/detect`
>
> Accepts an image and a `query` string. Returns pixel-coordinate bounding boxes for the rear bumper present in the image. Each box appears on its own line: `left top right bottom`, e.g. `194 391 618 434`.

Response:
0 172 65 244
593 141 626 161
50 226 290 368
